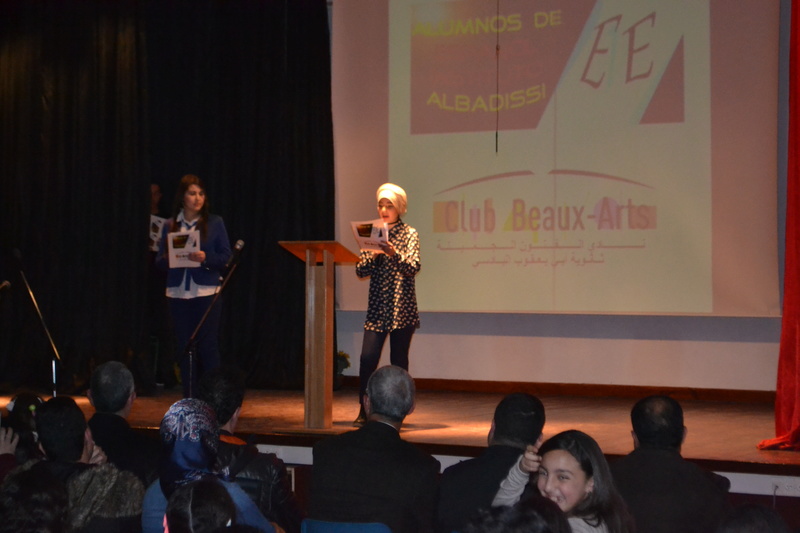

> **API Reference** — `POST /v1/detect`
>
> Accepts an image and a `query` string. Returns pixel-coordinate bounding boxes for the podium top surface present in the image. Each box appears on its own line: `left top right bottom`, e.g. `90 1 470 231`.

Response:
279 240 360 264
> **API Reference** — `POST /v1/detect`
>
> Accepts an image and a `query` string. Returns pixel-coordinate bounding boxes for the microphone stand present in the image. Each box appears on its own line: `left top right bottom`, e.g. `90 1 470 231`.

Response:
183 253 241 398
18 269 62 397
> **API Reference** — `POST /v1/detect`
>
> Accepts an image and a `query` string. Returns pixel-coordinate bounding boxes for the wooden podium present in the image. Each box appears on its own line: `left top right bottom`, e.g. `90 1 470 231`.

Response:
279 241 359 429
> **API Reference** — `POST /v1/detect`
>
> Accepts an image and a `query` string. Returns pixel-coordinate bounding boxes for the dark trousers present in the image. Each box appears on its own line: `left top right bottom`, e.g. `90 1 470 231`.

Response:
169 295 222 398
358 324 416 403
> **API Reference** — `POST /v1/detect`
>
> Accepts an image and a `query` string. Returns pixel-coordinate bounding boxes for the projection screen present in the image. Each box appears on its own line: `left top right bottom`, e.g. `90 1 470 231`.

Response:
333 0 781 316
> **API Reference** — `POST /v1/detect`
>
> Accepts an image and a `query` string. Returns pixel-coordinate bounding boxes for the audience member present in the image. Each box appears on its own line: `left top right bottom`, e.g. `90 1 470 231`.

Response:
0 427 19 483
0 462 68 533
437 393 546 533
2 391 45 465
494 429 634 533
30 395 144 533
715 503 791 533
462 495 572 533
610 395 731 533
87 361 161 484
141 398 275 533
517 495 572 533
166 477 237 533
535 430 633 533
198 366 304 533
309 365 440 533
462 503 559 533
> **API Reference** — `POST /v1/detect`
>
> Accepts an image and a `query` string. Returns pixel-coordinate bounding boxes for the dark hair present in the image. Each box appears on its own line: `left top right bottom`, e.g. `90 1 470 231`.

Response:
4 391 45 464
36 396 87 462
538 430 634 533
630 395 684 449
0 462 68 533
517 495 572 533
166 477 236 533
171 174 210 239
715 504 791 533
491 393 545 449
89 361 135 414
366 365 415 423
197 365 246 427
463 504 557 533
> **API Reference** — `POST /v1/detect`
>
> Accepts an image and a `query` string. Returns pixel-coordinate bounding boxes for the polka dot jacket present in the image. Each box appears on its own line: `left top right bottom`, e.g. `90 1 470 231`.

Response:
355 220 421 332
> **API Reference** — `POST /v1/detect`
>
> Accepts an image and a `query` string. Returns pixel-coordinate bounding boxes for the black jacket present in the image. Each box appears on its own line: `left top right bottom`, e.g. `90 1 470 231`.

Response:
437 444 522 533
310 421 441 533
216 430 304 533
88 413 160 485
611 446 731 533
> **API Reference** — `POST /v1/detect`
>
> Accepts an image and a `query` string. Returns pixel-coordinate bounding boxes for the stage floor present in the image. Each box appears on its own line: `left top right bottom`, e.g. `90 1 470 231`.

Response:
58 386 800 475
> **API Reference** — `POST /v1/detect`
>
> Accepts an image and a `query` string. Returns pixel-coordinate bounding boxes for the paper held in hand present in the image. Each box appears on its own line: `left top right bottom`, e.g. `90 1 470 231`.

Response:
167 229 201 268
351 219 389 253
150 215 167 252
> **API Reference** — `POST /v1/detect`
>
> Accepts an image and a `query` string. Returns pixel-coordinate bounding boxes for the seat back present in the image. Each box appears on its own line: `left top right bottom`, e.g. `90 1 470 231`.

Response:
301 518 392 533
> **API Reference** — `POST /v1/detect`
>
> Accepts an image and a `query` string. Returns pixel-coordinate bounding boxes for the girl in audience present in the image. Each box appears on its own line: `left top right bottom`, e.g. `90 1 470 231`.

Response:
536 430 633 533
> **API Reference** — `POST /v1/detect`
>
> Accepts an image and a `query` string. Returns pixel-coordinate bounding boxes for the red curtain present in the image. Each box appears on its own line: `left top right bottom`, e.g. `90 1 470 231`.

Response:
759 0 800 451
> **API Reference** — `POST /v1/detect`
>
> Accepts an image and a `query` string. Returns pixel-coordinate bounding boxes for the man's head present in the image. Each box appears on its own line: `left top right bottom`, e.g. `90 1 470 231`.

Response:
489 393 546 449
365 365 415 425
197 365 246 429
88 361 135 417
630 395 685 450
36 396 87 462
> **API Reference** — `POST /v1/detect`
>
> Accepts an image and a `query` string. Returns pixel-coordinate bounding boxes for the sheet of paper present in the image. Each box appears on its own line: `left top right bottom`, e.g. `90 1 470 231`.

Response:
167 229 201 268
350 219 389 252
149 215 167 252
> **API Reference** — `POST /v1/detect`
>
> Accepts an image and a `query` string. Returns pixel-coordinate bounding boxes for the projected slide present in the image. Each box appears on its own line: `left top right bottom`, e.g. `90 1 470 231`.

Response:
333 0 780 316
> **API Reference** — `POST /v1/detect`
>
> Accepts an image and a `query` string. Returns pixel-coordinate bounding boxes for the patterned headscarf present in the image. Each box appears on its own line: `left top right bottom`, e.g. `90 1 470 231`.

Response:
376 183 408 215
158 398 221 498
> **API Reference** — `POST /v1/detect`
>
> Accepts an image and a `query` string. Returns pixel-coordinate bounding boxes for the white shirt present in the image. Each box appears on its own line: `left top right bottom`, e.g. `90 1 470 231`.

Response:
165 210 219 299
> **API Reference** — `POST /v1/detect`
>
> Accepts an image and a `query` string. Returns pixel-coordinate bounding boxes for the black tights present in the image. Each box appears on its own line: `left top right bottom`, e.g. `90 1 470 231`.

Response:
358 324 416 404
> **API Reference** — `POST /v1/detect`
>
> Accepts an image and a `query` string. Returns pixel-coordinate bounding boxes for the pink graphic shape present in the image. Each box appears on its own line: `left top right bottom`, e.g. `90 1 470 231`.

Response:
411 0 597 134
640 37 685 124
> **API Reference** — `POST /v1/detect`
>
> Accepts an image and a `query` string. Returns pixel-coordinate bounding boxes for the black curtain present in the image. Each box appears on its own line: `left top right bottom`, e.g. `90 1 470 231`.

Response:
0 0 334 392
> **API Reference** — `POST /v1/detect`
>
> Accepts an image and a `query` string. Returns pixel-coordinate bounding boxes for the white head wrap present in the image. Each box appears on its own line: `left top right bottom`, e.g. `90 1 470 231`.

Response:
376 183 408 215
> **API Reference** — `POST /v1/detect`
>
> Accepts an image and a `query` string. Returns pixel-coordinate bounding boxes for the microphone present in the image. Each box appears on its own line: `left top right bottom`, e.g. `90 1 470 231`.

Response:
225 240 245 270
0 280 9 292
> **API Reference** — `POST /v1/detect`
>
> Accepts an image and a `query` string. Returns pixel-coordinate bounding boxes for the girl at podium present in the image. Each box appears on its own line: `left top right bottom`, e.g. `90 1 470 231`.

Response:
354 183 420 425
